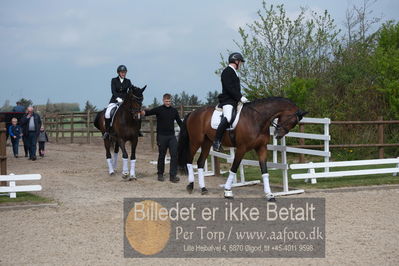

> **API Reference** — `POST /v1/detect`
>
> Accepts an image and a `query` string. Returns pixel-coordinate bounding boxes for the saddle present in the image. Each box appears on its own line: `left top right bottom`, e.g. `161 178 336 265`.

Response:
211 102 243 130
104 105 120 127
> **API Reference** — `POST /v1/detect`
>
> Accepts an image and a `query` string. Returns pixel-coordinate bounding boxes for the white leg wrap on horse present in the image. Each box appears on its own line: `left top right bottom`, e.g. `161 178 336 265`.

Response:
198 168 205 188
262 173 272 194
106 158 114 174
130 160 136 177
224 171 236 190
122 158 129 174
112 152 118 169
187 164 194 183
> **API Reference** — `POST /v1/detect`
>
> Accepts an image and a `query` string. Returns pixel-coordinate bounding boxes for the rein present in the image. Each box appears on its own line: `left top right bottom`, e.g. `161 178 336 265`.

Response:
244 103 300 132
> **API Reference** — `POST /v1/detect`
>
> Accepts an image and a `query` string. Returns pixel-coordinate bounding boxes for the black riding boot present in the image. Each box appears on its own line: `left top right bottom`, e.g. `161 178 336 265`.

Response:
213 117 229 152
103 118 111 139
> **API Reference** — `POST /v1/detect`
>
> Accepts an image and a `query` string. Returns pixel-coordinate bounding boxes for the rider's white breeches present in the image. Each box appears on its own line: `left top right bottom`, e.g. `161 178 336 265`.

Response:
222 104 233 123
105 103 117 119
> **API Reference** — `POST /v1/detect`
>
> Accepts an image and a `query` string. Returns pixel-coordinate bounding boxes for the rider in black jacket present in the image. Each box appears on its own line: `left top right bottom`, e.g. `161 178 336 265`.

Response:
213 52 248 151
104 65 142 139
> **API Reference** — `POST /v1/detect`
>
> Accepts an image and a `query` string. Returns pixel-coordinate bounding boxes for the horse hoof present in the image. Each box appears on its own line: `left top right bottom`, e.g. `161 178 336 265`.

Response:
201 187 209 195
122 173 129 180
266 194 276 202
186 182 194 194
224 189 234 199
109 171 115 176
129 177 137 181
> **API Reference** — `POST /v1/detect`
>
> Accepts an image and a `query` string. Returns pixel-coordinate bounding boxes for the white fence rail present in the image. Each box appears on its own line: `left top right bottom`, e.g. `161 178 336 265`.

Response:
201 117 331 196
290 158 399 182
0 173 42 198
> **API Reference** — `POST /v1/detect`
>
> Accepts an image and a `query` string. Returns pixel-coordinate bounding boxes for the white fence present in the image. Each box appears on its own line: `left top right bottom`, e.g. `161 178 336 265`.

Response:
0 173 42 198
290 158 399 182
202 117 331 196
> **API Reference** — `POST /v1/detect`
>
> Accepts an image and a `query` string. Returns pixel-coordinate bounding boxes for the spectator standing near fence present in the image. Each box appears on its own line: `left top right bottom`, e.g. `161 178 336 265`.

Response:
38 126 49 158
20 106 42 161
8 117 23 158
141 93 183 183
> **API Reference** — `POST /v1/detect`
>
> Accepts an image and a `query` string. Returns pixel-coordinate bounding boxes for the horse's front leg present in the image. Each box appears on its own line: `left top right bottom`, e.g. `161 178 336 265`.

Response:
223 147 246 199
119 139 129 179
112 142 120 171
104 139 114 175
256 145 276 202
129 137 138 180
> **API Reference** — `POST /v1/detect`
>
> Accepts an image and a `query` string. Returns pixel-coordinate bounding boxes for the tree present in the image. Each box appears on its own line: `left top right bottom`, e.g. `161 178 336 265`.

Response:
84 100 97 113
205 90 219 106
217 1 340 99
18 98 33 108
0 100 12 112
172 91 201 106
372 21 399 119
149 97 160 108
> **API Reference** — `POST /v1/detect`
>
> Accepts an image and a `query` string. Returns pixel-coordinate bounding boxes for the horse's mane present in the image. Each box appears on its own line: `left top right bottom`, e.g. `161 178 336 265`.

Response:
246 97 297 106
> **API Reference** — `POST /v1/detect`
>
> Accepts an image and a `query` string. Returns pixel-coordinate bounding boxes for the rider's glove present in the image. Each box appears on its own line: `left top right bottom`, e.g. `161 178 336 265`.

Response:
116 97 123 104
240 96 248 103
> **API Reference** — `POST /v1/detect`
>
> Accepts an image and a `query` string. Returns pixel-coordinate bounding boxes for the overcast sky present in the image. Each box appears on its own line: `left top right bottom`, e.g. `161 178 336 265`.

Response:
1 0 398 109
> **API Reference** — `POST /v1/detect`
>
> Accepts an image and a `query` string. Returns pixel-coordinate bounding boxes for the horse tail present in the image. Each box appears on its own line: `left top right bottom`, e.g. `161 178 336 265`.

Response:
177 112 191 174
93 111 103 130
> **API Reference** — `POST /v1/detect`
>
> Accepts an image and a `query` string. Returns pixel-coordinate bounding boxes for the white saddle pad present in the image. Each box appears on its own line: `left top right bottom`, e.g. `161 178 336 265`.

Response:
211 102 243 130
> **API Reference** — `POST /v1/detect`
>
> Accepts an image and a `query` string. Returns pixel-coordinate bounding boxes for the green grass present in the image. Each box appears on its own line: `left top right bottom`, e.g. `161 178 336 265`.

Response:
219 163 399 189
0 192 52 204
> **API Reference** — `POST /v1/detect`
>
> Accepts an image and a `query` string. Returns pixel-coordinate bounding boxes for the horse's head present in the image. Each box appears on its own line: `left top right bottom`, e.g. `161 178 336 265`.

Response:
274 109 308 139
125 85 147 119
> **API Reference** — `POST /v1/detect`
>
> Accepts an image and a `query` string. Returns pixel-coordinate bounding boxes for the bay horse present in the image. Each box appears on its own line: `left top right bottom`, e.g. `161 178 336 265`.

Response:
94 86 146 179
177 97 307 201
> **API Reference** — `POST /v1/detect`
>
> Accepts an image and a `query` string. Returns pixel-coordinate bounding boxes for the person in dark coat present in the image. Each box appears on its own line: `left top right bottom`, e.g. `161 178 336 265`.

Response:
20 106 42 161
8 117 23 158
213 52 248 151
141 94 183 183
103 65 142 139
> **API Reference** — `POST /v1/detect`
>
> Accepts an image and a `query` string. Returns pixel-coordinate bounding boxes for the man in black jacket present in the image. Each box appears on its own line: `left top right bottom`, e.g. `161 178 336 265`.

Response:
213 52 248 152
103 65 143 139
20 106 42 161
141 94 183 183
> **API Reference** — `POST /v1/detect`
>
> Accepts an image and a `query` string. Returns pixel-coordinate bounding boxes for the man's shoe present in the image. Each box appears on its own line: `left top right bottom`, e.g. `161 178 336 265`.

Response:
170 176 180 183
158 174 165 182
201 187 209 195
31 156 37 161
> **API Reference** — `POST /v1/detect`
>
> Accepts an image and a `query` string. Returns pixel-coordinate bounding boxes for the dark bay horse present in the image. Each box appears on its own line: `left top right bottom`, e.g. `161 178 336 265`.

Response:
94 86 146 179
177 97 307 201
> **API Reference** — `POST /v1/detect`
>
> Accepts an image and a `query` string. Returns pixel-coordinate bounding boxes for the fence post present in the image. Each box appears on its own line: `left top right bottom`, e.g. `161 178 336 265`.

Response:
56 114 60 143
378 116 384 159
180 105 184 117
299 124 305 163
0 122 7 186
86 111 91 144
70 113 74 143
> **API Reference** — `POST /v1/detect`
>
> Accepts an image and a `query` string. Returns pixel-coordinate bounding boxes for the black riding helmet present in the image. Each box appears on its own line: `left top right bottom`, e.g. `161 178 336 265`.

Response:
228 52 245 63
117 65 127 73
